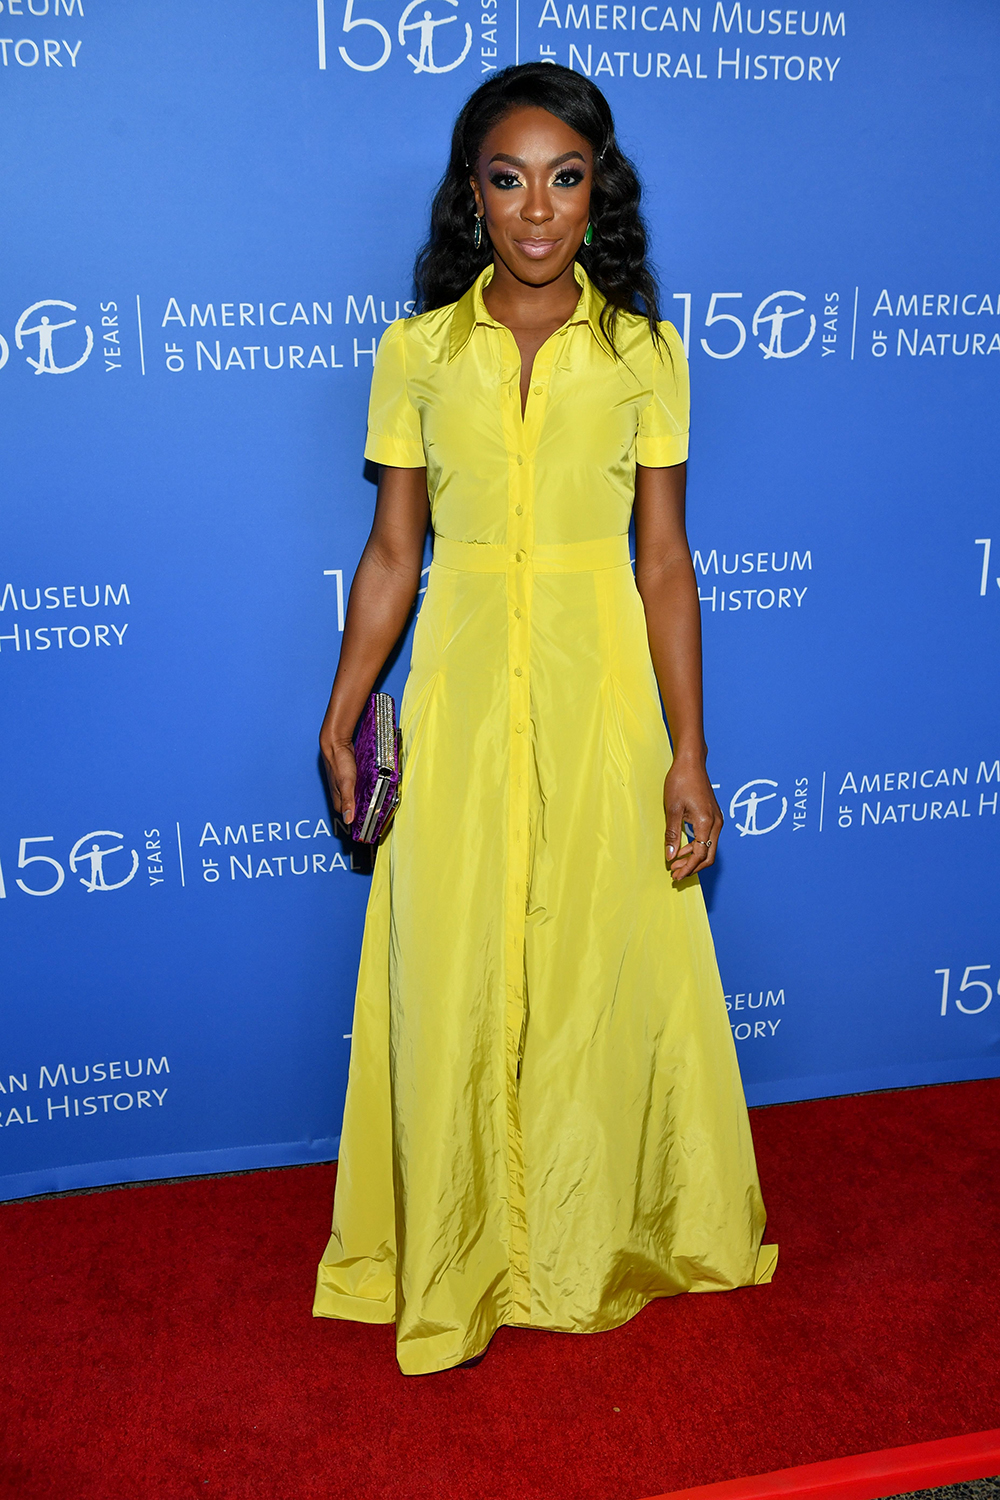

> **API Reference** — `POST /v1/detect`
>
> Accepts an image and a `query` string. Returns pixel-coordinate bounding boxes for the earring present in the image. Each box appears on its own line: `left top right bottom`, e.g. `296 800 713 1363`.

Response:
583 222 594 246
474 216 483 250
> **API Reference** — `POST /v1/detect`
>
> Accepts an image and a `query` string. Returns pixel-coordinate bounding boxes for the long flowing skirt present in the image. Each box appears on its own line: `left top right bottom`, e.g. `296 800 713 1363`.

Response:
314 537 775 1375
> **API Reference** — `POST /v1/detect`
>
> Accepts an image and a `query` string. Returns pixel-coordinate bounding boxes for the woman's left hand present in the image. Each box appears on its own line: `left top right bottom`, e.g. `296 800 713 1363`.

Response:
663 755 723 883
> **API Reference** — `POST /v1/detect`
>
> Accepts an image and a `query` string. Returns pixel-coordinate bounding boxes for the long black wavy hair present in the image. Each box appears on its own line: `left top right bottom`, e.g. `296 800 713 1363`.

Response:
414 63 661 350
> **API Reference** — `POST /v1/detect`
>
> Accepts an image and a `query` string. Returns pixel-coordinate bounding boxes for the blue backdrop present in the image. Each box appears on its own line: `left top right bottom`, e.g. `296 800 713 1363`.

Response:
1 0 998 1201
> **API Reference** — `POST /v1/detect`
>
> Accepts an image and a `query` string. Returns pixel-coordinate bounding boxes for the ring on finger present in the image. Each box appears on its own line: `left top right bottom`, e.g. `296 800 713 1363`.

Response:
695 838 712 850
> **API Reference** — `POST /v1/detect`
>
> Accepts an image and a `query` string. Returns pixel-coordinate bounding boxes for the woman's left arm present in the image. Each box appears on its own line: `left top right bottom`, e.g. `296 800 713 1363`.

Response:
633 461 723 883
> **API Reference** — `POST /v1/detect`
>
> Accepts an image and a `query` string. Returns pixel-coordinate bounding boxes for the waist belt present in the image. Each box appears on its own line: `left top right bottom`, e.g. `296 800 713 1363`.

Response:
432 535 630 574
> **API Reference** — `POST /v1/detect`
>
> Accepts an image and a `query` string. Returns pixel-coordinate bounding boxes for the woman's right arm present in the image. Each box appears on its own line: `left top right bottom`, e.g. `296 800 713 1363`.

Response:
319 464 429 827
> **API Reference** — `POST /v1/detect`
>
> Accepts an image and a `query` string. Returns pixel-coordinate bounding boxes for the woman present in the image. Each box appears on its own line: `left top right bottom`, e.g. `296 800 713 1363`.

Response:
314 63 776 1376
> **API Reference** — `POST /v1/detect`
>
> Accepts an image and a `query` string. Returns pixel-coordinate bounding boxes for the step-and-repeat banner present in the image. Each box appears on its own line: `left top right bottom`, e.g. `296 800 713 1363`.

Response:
1 2 997 1200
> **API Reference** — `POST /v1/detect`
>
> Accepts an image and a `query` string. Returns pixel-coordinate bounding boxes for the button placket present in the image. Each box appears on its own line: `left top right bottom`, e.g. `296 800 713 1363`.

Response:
497 323 558 1322
498 331 534 1321
500 328 559 1321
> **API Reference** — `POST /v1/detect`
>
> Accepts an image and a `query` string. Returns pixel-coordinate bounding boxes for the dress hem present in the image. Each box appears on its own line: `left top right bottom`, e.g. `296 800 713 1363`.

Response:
312 1244 779 1375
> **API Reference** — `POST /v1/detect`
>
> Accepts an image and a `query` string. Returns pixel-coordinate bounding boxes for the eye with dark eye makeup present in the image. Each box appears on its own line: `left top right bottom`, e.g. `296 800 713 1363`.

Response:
553 167 586 187
488 170 523 190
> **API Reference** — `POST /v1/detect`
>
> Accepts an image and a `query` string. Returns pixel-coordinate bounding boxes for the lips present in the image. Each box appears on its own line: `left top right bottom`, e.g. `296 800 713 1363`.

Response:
516 238 559 259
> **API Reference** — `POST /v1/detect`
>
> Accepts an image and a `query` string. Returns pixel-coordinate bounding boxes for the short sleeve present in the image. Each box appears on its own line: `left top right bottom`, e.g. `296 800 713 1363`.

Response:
363 320 425 468
636 320 689 467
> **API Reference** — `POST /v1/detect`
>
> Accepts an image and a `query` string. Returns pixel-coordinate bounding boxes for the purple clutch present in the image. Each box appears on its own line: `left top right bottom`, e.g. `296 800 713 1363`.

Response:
352 692 400 843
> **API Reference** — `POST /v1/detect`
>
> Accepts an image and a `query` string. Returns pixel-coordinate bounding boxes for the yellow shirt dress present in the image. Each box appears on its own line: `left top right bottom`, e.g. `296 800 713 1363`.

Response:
313 263 776 1375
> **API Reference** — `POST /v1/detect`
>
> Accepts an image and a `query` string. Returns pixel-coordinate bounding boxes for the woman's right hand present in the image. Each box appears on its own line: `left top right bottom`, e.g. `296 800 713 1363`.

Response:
316 465 430 829
321 717 358 828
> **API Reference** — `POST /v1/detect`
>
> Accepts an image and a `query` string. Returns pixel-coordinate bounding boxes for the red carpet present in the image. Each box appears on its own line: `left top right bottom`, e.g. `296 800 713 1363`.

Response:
642 1430 1000 1500
2 1079 999 1500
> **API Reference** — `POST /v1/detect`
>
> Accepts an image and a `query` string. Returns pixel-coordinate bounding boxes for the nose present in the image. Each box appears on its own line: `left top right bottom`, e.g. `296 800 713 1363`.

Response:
521 179 553 225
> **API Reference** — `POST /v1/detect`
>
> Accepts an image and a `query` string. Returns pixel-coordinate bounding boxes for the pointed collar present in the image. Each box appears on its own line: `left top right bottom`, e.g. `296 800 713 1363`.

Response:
447 261 615 362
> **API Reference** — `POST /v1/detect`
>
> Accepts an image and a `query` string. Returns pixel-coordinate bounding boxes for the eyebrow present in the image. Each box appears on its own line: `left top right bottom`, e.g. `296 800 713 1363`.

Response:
487 150 587 168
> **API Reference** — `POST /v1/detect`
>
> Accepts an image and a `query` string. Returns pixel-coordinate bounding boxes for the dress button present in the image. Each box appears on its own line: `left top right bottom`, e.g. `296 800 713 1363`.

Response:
515 504 523 516
513 607 521 618
515 550 525 563
514 667 523 677
515 722 524 733
533 385 542 395
516 455 524 466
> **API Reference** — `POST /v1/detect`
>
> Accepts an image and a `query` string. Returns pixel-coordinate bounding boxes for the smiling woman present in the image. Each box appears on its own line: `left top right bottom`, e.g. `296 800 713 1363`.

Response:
414 62 662 352
313 63 776 1376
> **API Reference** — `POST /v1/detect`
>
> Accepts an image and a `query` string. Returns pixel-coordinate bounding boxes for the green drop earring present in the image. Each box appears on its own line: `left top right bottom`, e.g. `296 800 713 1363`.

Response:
474 216 483 250
583 222 594 246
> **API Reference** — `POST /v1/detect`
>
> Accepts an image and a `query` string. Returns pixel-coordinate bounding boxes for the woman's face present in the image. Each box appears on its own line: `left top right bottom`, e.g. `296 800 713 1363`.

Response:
470 105 593 288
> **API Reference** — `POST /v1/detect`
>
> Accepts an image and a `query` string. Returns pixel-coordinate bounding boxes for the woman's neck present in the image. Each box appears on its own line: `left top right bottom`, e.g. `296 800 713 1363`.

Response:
482 256 582 333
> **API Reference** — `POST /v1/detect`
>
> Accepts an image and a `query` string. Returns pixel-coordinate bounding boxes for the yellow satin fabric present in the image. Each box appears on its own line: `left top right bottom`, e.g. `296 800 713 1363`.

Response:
313 265 775 1374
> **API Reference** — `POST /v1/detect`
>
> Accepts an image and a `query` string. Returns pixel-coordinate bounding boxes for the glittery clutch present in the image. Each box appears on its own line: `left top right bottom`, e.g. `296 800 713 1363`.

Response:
352 692 400 844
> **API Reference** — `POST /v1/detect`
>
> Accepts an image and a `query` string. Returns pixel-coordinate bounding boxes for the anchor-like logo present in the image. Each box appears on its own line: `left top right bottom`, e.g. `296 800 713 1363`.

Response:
729 779 788 836
15 300 94 374
398 0 472 72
